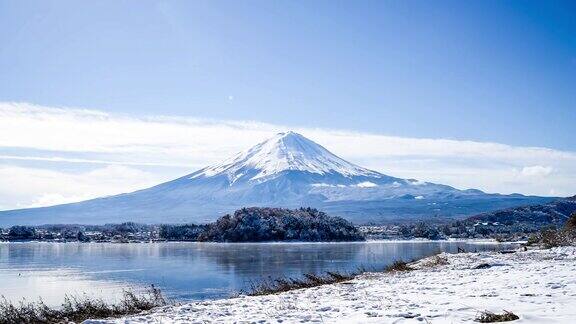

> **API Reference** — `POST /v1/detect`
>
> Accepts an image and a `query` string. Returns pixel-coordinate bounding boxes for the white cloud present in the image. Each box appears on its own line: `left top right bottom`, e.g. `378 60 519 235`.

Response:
28 193 92 208
520 165 554 177
0 102 575 209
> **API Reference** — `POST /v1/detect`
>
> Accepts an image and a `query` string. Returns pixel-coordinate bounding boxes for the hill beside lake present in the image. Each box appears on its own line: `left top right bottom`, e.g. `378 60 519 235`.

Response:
467 195 576 230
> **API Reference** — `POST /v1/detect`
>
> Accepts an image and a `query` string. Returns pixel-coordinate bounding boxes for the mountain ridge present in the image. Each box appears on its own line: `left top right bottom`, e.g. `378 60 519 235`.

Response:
467 195 576 227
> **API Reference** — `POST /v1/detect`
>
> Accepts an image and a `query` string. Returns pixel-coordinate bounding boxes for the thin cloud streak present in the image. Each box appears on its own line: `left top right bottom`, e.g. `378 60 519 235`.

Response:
0 155 191 168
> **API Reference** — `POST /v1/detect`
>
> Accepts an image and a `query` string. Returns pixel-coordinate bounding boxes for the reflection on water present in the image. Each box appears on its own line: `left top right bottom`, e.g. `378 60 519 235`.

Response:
0 241 516 305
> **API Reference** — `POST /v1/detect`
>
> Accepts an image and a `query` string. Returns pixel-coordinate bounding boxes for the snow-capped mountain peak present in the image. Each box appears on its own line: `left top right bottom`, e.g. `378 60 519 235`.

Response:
191 131 381 183
0 131 549 226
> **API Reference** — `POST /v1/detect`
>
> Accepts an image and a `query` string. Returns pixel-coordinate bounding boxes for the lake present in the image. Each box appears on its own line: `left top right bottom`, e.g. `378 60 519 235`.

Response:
0 241 517 306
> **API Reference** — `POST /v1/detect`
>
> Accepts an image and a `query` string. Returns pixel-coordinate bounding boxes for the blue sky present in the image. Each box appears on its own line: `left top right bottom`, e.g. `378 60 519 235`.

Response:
0 1 575 209
1 0 575 149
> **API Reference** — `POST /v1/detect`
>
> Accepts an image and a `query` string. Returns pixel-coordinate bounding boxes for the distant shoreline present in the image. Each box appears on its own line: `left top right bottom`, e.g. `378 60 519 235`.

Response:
0 238 517 244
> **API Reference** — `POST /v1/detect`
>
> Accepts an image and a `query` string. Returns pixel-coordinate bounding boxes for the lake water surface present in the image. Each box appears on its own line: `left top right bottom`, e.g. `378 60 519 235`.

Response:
0 241 517 305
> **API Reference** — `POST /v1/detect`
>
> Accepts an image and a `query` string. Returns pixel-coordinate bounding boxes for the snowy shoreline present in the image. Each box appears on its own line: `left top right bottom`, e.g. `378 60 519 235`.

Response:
85 246 576 323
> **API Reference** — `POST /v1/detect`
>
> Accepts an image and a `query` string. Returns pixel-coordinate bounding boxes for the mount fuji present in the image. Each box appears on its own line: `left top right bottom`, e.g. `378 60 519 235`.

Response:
0 132 553 225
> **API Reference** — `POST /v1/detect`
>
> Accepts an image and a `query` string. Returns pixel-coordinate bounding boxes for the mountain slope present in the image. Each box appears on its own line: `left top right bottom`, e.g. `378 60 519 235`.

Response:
467 195 576 227
0 132 555 225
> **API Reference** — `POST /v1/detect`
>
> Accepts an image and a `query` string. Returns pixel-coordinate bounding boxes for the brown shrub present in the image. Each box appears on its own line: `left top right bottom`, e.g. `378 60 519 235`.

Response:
565 212 576 231
385 260 414 272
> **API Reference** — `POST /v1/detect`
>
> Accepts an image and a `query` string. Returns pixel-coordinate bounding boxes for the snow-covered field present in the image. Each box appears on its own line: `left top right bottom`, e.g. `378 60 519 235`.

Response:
86 246 576 323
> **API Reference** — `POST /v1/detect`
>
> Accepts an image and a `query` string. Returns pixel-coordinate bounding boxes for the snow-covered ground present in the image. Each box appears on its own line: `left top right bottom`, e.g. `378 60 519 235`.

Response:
85 246 576 323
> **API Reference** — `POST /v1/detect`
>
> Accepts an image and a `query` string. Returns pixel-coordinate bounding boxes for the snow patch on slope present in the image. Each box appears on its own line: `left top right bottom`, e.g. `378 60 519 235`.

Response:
354 181 378 188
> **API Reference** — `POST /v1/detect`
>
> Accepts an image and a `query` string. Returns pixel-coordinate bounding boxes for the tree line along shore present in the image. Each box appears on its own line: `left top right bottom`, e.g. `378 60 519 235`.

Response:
2 197 575 243
0 207 363 243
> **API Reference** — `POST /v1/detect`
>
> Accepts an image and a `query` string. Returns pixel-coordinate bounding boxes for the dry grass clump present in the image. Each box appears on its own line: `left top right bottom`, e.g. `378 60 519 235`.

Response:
475 310 519 322
384 260 414 273
421 255 449 268
246 271 356 296
0 286 166 324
